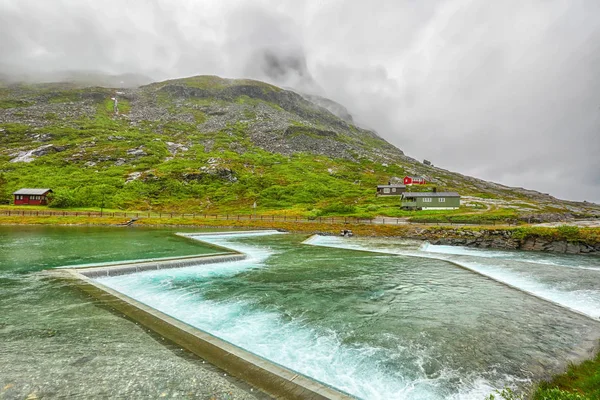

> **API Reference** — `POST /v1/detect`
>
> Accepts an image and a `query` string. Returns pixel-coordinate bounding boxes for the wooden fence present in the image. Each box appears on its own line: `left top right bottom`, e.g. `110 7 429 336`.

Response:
0 209 514 226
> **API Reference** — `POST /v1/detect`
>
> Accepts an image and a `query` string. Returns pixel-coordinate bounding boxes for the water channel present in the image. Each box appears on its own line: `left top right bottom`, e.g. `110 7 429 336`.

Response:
97 231 600 399
1 227 599 399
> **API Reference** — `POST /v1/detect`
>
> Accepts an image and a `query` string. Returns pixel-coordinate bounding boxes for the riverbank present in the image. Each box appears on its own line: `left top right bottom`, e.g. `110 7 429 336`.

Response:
532 350 600 400
2 214 599 256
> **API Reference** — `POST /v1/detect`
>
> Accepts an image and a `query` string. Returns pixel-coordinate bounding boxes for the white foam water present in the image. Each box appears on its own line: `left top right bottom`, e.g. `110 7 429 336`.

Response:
96 231 522 400
420 243 600 272
308 236 600 320
93 232 600 399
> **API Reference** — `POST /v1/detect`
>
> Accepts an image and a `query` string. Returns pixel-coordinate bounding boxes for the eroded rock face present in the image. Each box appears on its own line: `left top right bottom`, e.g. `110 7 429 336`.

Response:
10 144 67 163
427 229 600 255
165 142 188 156
126 171 143 183
126 147 146 157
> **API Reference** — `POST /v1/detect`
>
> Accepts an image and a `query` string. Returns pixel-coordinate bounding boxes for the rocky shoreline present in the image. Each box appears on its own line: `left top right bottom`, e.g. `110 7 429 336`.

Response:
419 228 600 255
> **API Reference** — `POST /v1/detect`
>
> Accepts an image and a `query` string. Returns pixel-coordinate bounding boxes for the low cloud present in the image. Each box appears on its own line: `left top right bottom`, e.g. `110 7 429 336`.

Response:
1 0 599 202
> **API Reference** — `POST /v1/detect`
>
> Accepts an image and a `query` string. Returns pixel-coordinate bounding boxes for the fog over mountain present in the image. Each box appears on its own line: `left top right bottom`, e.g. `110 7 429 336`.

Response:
1 0 599 202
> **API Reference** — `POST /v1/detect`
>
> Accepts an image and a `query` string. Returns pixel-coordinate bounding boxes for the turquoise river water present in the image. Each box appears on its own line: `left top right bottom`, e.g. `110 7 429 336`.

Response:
93 231 600 400
0 226 265 400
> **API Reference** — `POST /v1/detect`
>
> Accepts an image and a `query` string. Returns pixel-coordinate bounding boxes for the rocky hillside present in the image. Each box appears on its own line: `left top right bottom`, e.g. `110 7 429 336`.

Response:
0 75 598 219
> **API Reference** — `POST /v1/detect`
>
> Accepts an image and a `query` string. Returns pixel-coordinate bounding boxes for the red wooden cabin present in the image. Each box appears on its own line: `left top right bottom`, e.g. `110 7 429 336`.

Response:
403 176 427 185
13 188 53 205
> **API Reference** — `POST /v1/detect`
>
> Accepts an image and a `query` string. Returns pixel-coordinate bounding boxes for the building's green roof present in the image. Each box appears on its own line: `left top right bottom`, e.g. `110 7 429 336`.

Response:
402 192 459 198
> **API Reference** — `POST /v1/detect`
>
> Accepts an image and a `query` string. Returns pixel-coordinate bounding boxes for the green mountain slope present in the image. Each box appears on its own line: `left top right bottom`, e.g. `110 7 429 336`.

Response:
0 75 598 220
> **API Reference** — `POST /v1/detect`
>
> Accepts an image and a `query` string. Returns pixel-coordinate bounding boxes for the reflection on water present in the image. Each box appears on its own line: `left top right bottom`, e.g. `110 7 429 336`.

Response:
0 226 260 400
98 233 600 400
309 236 600 320
0 225 219 273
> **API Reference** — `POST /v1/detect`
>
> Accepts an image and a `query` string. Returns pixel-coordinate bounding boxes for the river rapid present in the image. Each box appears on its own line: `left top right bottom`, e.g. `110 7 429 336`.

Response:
96 232 600 400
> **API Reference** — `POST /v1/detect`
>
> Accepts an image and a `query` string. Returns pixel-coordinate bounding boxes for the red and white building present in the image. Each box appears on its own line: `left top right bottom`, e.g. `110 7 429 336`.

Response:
13 188 53 205
403 176 427 185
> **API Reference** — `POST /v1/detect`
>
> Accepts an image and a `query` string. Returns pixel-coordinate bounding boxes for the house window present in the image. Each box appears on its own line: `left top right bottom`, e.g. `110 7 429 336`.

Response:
383 188 390 193
439 198 445 203
392 188 396 192
423 198 432 202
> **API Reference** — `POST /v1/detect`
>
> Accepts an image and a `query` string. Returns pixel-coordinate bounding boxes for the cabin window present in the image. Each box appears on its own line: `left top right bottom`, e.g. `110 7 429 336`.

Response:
383 188 390 193
392 188 396 192
439 198 446 202
423 198 432 202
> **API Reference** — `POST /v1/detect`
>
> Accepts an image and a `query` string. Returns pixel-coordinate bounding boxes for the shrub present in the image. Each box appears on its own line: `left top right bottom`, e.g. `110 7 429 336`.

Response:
556 225 580 242
533 388 587 400
485 388 524 400
318 202 356 215
48 191 77 208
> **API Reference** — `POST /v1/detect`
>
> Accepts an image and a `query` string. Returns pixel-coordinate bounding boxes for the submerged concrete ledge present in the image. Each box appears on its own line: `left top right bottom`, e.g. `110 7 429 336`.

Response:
52 269 354 400
78 254 247 278
46 231 353 400
304 235 600 323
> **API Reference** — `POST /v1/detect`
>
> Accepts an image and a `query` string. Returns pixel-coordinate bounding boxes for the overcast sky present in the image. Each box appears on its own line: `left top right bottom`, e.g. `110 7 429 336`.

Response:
1 0 599 203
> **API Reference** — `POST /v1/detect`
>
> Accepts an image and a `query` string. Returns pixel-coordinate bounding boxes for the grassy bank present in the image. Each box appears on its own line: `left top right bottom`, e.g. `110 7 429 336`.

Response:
0 214 416 236
533 351 600 399
488 350 600 399
2 215 600 245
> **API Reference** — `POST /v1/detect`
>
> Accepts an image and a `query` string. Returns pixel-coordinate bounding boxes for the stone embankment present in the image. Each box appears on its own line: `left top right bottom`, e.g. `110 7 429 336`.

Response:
419 228 600 255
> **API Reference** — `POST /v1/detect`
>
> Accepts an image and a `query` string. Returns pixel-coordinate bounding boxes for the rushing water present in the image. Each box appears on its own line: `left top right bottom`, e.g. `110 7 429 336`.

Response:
0 226 262 400
96 232 600 400
308 236 600 320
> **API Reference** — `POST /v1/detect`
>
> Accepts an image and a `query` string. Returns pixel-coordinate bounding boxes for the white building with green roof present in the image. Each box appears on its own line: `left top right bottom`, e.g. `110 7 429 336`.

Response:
401 192 460 210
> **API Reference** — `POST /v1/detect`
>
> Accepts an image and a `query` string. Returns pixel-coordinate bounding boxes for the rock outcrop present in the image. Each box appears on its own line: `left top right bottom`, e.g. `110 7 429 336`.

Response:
420 228 600 255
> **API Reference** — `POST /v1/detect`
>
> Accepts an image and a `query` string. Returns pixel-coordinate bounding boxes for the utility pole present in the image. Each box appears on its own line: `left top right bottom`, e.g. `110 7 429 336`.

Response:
100 192 106 217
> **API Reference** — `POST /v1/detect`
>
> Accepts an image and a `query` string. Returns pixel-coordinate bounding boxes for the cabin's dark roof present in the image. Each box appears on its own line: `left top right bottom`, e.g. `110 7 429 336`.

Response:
377 184 406 189
402 192 459 198
406 176 425 179
12 188 53 195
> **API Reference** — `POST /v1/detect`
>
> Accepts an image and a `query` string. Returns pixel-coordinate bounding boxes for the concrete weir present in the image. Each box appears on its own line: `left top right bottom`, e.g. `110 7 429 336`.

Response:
78 253 246 278
48 232 353 400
